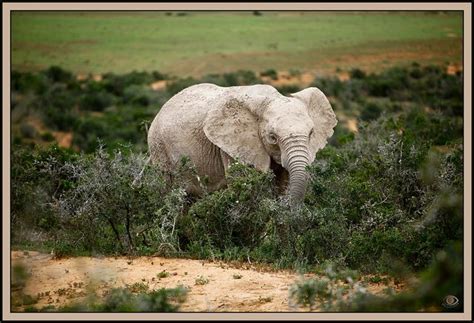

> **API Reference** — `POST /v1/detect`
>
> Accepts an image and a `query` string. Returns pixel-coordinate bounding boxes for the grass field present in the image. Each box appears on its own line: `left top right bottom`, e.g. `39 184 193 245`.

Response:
12 11 463 76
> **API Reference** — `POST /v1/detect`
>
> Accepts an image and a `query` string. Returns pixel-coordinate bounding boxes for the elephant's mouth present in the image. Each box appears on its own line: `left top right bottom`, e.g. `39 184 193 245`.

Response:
270 158 289 194
272 154 282 164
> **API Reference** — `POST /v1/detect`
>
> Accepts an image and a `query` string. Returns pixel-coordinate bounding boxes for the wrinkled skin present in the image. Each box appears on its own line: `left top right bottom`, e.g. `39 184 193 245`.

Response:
148 83 337 205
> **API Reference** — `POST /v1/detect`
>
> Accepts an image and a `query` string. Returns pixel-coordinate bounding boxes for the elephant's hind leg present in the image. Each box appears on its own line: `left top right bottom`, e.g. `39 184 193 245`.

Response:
149 139 174 183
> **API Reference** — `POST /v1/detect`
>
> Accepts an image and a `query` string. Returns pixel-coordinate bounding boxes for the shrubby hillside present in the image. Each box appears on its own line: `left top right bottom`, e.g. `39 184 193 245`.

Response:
11 63 464 311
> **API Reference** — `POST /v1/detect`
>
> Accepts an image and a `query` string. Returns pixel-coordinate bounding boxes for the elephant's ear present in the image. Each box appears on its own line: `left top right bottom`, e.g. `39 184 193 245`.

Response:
291 87 338 161
203 97 271 172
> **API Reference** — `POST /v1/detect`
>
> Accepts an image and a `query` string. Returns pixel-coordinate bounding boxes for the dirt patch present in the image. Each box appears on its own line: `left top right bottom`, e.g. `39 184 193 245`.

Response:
66 39 98 46
337 71 351 82
52 131 73 148
323 40 461 76
335 112 359 134
446 63 462 75
23 116 48 134
76 74 88 81
346 118 359 133
76 74 102 81
261 71 315 88
11 250 403 312
14 116 76 149
150 80 167 91
12 41 63 55
433 145 456 154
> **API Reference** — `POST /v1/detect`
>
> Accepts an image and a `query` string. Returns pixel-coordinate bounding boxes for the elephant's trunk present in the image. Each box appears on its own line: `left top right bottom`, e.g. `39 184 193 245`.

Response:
281 135 311 205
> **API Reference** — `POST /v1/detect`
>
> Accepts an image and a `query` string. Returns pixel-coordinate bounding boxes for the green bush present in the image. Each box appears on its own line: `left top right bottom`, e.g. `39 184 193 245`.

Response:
226 70 259 86
11 144 78 245
40 131 55 142
123 85 150 106
288 241 463 312
43 66 74 83
80 90 116 111
199 70 258 87
12 71 48 94
312 63 463 117
185 162 276 252
166 77 200 96
261 69 278 80
360 102 382 121
122 84 162 106
33 82 79 131
72 118 108 153
89 286 188 312
102 71 154 96
23 286 188 312
152 70 168 81
336 241 463 312
275 84 301 95
349 68 366 79
328 124 355 147
50 145 175 255
289 278 324 310
19 123 37 139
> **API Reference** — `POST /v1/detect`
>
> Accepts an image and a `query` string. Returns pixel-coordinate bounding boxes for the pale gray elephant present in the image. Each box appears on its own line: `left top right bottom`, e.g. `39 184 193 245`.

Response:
147 83 337 204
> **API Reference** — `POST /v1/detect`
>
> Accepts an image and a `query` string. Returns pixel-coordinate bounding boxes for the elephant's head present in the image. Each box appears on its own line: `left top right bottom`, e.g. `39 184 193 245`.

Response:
204 86 337 205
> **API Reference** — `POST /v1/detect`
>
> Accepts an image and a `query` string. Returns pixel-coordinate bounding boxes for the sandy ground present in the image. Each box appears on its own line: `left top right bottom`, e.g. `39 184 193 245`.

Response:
11 250 404 312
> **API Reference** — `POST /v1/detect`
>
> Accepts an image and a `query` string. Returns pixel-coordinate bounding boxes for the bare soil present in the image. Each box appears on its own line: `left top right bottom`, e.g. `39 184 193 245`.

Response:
261 71 315 88
12 250 404 312
150 80 167 91
170 38 462 78
52 131 73 148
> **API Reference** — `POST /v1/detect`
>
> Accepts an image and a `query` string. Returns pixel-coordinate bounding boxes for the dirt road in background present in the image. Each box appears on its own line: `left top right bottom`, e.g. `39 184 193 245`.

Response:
11 250 402 312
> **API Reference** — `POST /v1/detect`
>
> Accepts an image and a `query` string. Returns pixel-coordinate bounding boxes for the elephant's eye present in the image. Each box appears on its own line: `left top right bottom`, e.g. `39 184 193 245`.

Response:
309 129 314 137
268 133 278 144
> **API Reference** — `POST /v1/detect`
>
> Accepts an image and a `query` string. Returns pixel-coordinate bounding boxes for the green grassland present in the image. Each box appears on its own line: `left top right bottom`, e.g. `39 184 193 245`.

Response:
12 11 462 76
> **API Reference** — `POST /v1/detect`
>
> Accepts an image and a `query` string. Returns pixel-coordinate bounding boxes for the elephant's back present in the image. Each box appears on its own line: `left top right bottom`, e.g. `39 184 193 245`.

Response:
153 83 280 124
161 83 225 116
149 83 224 133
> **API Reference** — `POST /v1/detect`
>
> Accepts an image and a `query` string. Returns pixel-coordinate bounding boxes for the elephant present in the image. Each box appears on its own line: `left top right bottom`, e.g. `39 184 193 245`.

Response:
147 83 337 204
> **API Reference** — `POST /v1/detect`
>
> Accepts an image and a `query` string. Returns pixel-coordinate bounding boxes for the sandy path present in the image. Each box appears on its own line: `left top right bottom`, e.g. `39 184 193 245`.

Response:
11 250 400 312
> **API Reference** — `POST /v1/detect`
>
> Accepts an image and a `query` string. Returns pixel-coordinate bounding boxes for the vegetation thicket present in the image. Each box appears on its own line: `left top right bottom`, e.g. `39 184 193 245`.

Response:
11 62 464 312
